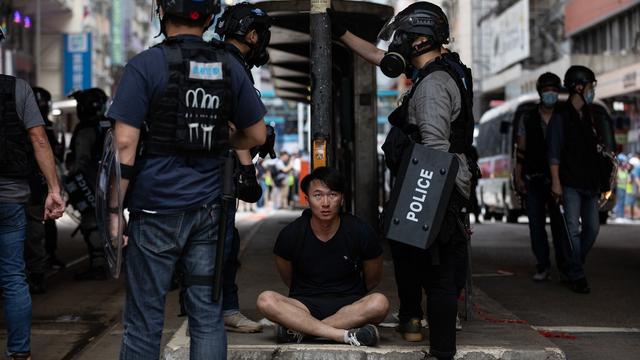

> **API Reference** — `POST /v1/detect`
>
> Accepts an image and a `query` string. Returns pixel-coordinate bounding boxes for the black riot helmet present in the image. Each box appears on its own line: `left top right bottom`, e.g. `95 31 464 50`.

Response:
70 88 108 122
378 2 450 78
157 0 220 36
563 65 596 93
536 72 561 94
32 87 52 119
215 2 271 68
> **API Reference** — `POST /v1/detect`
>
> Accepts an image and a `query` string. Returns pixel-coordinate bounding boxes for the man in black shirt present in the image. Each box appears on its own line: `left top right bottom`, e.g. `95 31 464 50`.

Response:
257 167 389 346
514 73 568 282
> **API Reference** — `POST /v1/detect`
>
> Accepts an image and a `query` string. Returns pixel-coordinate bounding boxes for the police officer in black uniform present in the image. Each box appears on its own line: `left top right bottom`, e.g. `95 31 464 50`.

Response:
66 88 111 280
214 1 273 333
0 28 65 360
333 2 476 359
514 73 568 282
548 66 602 294
107 0 267 357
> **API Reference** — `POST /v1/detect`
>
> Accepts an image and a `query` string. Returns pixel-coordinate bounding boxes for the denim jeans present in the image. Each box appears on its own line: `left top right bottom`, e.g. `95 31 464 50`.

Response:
563 186 600 281
526 178 569 274
0 203 32 355
120 203 230 360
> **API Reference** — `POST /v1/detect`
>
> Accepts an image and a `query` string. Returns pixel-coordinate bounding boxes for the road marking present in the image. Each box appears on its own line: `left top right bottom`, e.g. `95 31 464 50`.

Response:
65 254 89 269
532 326 640 333
473 270 515 278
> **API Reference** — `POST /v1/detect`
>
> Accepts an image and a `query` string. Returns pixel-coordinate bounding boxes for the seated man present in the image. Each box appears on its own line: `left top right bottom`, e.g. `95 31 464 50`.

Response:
257 167 389 347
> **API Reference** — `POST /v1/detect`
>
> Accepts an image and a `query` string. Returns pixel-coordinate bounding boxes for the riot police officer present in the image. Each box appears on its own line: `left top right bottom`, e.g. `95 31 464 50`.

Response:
334 3 475 359
107 0 267 357
66 88 111 280
514 73 569 282
548 66 602 294
214 1 273 333
0 28 65 360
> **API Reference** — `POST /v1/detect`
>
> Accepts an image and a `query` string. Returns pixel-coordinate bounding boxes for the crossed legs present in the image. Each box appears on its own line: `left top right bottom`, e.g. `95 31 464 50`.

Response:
256 291 389 343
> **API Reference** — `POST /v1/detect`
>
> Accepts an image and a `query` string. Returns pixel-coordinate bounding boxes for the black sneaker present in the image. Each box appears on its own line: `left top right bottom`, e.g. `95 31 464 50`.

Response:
346 324 379 347
396 318 423 342
275 324 304 344
570 277 591 294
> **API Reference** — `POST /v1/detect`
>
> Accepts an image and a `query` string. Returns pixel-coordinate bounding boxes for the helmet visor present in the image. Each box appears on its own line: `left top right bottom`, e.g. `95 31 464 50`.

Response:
377 10 442 42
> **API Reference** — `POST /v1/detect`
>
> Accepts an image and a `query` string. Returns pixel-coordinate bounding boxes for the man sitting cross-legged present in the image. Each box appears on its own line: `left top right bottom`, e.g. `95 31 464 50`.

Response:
256 167 389 347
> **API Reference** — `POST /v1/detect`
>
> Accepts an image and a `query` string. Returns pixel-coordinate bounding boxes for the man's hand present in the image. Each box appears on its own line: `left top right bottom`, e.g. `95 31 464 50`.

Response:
109 212 128 247
551 181 563 202
251 125 276 159
44 192 65 220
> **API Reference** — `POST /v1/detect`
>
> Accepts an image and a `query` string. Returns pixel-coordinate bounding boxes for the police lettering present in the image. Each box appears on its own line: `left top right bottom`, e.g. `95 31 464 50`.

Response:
75 174 95 204
406 169 433 223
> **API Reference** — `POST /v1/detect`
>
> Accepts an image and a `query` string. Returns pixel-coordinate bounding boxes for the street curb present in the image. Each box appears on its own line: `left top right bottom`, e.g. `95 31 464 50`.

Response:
163 321 565 360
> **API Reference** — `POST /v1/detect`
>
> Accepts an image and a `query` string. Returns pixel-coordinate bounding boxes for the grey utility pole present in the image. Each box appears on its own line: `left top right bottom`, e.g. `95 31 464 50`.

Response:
309 0 332 169
35 0 41 84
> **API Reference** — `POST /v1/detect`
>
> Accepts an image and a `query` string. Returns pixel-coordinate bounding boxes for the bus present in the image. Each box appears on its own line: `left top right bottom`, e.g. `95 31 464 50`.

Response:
474 93 616 223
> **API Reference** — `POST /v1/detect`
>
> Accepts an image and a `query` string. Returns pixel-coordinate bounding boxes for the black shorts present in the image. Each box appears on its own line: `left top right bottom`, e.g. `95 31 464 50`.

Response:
292 294 363 320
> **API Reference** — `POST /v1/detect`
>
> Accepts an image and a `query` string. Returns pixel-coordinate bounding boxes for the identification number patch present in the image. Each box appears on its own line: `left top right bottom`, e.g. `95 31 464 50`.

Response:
189 61 223 81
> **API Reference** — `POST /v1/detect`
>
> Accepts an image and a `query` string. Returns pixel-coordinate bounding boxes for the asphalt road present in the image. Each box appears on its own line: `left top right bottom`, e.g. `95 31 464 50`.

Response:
1 212 638 359
471 217 640 360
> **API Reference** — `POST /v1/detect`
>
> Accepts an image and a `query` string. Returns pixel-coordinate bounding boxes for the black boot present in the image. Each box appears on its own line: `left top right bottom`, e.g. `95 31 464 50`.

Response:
9 352 31 360
29 273 47 294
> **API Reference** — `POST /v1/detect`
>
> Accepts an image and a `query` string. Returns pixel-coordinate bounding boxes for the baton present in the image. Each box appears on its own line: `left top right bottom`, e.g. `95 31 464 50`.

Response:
213 149 235 302
558 202 575 254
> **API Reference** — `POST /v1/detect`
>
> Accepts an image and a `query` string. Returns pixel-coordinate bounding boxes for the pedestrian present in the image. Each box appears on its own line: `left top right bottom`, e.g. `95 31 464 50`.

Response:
514 72 569 281
333 3 476 359
548 65 603 294
107 0 267 358
215 1 273 332
65 88 111 280
0 28 66 360
614 154 629 219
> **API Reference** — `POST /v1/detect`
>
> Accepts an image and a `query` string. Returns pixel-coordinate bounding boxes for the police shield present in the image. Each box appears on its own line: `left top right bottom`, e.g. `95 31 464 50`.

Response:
384 143 459 249
95 129 124 278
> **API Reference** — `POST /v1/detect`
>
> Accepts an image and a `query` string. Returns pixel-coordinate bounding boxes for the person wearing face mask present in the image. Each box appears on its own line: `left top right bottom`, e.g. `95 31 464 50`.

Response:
332 3 477 359
547 65 601 294
514 73 569 283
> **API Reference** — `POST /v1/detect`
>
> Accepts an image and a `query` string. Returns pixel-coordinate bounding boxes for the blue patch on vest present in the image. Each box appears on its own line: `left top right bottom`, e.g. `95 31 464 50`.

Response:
189 61 223 81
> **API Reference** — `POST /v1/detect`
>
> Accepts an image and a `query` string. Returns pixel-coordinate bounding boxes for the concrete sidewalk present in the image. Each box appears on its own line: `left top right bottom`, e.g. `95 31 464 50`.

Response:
164 210 565 360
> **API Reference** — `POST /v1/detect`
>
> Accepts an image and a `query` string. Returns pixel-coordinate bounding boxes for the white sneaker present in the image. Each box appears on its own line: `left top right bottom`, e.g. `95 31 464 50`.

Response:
224 312 263 333
455 314 462 331
532 269 551 282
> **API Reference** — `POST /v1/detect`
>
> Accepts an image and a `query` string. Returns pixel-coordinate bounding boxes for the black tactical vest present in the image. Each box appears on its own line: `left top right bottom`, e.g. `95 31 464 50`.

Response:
523 108 550 179
556 102 600 191
421 53 475 155
143 38 233 157
0 75 33 179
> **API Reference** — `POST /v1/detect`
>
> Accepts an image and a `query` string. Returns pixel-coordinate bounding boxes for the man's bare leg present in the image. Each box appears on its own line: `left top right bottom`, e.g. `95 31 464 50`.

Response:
322 293 390 329
256 291 345 342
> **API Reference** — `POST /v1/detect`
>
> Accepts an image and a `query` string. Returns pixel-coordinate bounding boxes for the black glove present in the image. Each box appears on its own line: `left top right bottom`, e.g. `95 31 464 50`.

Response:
251 125 276 159
327 7 347 39
237 164 262 203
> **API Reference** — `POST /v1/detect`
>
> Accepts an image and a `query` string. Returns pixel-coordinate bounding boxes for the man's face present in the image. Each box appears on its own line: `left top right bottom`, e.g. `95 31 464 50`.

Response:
306 180 343 222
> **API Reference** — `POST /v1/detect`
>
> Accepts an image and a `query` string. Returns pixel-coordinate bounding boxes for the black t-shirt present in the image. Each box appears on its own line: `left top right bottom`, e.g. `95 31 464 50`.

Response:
274 211 383 298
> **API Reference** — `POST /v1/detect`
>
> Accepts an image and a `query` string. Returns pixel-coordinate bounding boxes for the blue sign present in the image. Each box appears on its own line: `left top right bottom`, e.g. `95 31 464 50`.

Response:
64 33 92 95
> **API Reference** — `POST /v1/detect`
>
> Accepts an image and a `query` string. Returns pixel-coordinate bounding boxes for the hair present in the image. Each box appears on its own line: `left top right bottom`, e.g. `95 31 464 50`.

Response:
300 167 346 196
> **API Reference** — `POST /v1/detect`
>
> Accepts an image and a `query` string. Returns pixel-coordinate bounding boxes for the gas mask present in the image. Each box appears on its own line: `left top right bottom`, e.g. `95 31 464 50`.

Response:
540 91 558 108
245 29 270 68
380 32 416 78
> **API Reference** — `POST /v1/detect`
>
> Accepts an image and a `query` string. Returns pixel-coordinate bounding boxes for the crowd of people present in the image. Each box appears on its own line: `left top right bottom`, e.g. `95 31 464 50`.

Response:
614 153 640 221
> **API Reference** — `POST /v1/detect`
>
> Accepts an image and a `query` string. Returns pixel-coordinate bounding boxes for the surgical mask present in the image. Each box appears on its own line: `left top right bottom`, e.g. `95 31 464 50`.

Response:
583 88 595 104
540 91 558 107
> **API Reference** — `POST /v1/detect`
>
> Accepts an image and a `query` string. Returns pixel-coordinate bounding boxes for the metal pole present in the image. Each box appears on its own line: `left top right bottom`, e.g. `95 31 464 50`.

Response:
309 0 332 169
35 0 41 84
